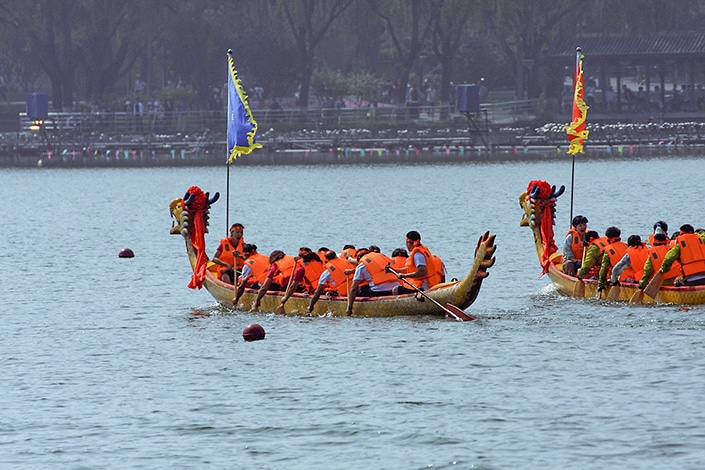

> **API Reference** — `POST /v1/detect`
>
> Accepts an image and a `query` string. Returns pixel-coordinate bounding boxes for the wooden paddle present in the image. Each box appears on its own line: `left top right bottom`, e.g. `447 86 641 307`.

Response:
275 259 299 315
388 267 476 321
629 289 644 304
606 283 621 301
643 271 664 299
572 279 585 297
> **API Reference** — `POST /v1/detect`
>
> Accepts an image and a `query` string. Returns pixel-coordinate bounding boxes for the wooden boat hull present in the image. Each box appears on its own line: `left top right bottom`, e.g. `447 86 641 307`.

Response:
171 194 497 318
520 183 705 305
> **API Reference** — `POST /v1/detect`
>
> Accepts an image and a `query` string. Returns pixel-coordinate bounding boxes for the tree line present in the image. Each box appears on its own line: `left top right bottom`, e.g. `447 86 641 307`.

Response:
0 0 702 112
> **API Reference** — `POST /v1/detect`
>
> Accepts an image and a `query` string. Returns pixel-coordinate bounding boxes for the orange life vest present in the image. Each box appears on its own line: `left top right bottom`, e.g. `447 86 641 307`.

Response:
648 244 682 280
391 256 407 269
567 227 585 261
647 233 670 247
302 259 326 292
242 253 269 287
339 247 356 261
625 245 649 282
324 257 351 294
360 252 401 286
433 254 447 282
605 241 628 279
216 237 245 271
676 233 705 277
272 255 296 287
406 243 441 289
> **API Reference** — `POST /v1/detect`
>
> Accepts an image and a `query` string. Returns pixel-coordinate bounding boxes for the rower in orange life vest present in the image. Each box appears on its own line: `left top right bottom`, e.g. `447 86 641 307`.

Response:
345 249 402 316
597 227 628 292
638 232 682 289
656 224 705 287
562 215 588 277
277 248 326 312
389 230 442 294
647 220 670 247
390 248 408 270
576 229 610 280
608 235 649 287
251 250 296 312
306 250 352 313
212 223 245 284
232 243 269 307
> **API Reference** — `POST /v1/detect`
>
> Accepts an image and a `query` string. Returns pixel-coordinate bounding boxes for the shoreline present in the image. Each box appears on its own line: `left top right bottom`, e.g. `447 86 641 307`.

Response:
0 141 696 168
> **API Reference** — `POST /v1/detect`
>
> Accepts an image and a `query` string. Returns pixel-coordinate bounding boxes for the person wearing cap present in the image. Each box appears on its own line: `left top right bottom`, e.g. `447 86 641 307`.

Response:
562 215 588 277
232 244 269 307
609 235 649 286
647 220 670 247
657 224 705 287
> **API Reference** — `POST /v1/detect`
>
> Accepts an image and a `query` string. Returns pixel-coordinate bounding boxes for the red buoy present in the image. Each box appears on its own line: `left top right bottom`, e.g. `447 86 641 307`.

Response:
118 248 135 258
243 323 265 341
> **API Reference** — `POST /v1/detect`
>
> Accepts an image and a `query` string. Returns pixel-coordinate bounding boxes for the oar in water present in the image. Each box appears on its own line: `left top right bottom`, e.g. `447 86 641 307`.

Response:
643 271 664 299
387 267 476 321
629 289 645 304
275 259 299 315
606 282 621 301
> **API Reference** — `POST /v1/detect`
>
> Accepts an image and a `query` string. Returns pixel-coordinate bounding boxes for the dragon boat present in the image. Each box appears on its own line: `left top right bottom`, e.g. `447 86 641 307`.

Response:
170 186 497 318
520 180 705 305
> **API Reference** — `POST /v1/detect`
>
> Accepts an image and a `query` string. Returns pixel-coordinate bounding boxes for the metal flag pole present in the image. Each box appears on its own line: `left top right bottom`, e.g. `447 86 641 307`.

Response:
568 46 583 229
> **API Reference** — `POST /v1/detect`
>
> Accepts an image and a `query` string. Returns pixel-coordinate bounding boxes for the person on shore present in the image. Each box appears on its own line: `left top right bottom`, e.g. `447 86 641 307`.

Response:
576 230 606 280
346 250 402 316
609 235 649 286
387 231 441 294
656 224 705 287
251 250 296 312
306 251 352 313
232 244 269 307
562 215 589 277
212 223 245 284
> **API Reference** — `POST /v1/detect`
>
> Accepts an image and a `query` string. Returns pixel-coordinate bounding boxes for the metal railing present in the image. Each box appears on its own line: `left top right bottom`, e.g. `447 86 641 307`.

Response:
17 100 540 136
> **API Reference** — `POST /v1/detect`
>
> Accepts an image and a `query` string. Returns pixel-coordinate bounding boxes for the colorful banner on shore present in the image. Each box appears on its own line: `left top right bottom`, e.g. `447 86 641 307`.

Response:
565 49 589 155
227 50 261 163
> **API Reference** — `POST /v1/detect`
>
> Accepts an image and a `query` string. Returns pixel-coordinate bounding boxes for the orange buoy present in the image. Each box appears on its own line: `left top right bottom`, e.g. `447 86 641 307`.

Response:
118 248 135 258
243 324 265 341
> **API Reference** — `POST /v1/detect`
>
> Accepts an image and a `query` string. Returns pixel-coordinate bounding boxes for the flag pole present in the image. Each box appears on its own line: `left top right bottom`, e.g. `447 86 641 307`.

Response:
566 46 588 229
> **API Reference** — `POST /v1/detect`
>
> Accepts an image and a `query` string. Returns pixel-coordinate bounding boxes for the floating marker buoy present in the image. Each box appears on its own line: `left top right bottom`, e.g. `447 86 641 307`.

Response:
118 248 135 258
243 324 265 342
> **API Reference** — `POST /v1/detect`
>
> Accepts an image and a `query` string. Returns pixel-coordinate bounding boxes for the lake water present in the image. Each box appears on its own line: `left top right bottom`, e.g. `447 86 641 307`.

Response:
2 154 705 469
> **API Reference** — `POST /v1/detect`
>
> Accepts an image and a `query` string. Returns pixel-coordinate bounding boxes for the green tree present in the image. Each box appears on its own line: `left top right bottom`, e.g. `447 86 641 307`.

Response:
278 0 353 108
369 0 435 104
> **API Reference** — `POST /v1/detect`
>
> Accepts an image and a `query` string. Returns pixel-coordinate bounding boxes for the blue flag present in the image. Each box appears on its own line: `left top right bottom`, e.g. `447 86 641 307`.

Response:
227 50 261 162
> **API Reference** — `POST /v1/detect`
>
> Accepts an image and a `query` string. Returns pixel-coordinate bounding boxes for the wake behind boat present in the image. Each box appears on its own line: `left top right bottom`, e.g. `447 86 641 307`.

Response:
170 189 496 318
519 180 705 305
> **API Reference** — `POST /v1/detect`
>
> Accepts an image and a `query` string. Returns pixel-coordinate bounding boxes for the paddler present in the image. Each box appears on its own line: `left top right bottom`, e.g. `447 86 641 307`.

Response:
306 250 353 313
656 224 705 287
232 244 269 307
562 215 588 277
387 231 442 294
597 227 628 292
576 230 603 280
608 235 649 287
212 223 245 284
638 232 682 289
345 249 402 316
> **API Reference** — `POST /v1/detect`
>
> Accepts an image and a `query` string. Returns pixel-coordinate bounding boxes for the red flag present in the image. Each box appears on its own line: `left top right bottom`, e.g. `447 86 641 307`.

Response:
565 48 589 154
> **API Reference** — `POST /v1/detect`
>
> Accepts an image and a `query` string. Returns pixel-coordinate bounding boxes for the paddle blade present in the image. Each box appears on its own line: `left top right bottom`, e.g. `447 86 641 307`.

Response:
572 279 585 298
629 289 645 304
606 284 621 301
644 271 664 299
445 303 476 321
275 304 286 315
